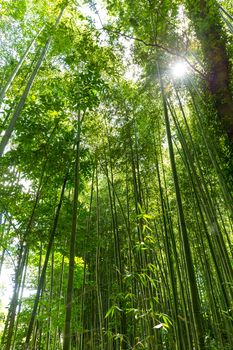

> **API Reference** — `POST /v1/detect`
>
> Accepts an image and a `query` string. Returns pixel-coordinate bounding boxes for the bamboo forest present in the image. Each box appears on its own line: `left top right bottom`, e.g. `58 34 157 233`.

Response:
1 0 233 349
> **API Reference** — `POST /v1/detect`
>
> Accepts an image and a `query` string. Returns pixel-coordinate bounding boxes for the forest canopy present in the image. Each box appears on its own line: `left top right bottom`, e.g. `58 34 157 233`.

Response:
0 0 233 349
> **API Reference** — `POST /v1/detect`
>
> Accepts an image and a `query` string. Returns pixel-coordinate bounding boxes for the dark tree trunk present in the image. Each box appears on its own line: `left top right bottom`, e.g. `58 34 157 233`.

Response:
186 0 233 142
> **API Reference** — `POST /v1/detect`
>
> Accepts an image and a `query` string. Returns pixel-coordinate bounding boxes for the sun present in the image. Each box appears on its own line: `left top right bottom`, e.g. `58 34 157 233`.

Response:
171 61 189 78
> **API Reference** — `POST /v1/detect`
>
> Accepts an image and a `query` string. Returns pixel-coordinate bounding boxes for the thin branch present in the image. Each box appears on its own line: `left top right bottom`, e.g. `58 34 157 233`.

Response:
102 27 205 78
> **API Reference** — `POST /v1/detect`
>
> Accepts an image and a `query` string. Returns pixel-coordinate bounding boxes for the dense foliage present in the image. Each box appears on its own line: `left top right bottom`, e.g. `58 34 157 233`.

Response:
0 0 233 349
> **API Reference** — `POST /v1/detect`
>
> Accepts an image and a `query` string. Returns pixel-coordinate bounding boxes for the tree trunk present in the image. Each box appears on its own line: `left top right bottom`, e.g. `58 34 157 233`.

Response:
159 66 204 349
0 26 44 103
24 174 68 349
63 112 82 350
0 5 66 157
186 0 233 142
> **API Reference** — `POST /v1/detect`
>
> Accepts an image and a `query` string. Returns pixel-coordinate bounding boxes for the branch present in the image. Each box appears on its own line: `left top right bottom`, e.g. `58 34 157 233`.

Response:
102 27 205 78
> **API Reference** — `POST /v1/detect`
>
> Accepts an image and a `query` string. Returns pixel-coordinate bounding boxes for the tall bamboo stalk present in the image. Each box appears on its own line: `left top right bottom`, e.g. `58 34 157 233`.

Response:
0 5 66 157
63 112 82 350
158 65 204 349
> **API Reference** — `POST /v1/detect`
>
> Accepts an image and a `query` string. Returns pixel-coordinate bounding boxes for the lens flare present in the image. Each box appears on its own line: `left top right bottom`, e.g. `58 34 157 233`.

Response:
171 61 189 78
